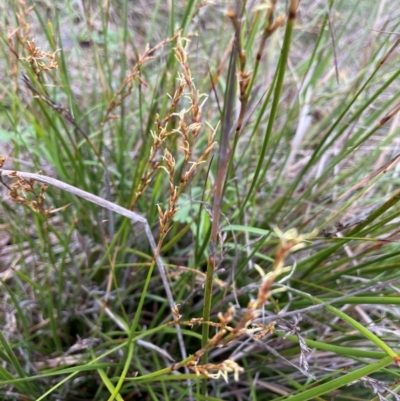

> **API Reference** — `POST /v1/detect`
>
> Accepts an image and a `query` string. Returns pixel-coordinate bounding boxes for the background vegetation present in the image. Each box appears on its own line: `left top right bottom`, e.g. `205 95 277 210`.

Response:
1 0 400 400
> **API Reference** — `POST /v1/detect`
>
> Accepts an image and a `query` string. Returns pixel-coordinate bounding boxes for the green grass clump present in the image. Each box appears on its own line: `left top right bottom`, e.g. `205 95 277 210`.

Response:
1 0 400 400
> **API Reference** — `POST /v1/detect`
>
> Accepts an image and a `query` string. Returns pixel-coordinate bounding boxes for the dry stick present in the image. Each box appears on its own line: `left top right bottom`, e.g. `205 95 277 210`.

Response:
0 169 186 361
